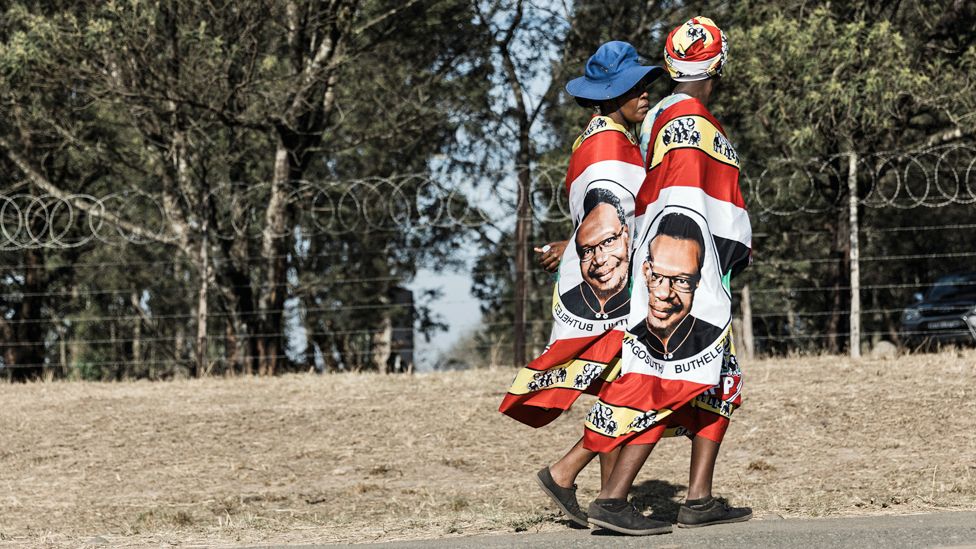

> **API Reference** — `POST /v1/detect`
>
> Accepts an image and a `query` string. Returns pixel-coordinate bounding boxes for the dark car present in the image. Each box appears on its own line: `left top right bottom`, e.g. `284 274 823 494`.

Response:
900 272 976 347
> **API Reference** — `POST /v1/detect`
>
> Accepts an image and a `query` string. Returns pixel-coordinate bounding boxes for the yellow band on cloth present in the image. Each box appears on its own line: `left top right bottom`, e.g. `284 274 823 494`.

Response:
648 114 740 169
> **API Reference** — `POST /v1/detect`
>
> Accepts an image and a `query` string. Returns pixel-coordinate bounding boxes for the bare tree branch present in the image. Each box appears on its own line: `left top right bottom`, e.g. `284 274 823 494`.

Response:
925 126 974 147
353 0 423 35
0 137 177 245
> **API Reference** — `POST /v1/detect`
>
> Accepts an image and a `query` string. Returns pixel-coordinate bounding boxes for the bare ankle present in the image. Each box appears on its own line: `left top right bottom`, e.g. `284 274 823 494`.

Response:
548 465 575 488
597 488 627 500
686 490 711 501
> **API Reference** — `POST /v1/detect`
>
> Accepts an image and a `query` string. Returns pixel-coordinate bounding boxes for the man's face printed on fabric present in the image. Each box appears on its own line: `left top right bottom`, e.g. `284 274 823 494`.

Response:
643 235 702 341
576 203 630 301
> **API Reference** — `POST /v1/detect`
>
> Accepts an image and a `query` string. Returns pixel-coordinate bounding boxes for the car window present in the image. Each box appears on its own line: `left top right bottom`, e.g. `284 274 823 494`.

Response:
927 273 976 301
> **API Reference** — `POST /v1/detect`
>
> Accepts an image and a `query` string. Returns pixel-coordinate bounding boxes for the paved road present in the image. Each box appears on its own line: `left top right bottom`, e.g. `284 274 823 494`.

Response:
253 511 976 549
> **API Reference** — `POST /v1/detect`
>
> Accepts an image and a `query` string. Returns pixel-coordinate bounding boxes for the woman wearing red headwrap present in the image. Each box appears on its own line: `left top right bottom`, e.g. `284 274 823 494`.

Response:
582 17 753 535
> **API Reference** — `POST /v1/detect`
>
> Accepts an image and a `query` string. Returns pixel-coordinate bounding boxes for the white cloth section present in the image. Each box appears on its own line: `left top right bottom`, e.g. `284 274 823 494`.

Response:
567 160 646 224
620 329 728 384
653 186 751 249
668 57 718 76
547 158 645 341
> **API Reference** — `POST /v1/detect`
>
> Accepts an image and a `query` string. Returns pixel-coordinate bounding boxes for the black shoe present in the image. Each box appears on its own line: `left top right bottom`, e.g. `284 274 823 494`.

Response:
587 499 672 535
677 496 753 528
535 467 588 527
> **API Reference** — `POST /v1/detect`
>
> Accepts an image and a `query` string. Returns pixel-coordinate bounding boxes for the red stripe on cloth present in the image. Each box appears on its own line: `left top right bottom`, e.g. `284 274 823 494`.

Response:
666 19 724 61
518 330 623 372
636 148 744 213
499 386 605 428
590 405 730 447
499 331 624 428
581 373 714 452
635 97 741 215
598 373 713 411
564 132 644 194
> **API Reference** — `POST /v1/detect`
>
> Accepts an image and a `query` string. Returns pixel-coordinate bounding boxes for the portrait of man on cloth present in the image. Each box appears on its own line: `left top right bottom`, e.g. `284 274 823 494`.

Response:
584 199 743 444
628 211 725 363
558 186 632 322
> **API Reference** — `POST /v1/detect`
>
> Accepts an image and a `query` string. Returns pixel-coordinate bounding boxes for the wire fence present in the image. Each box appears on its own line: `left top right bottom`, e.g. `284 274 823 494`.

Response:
2 144 975 378
2 144 975 249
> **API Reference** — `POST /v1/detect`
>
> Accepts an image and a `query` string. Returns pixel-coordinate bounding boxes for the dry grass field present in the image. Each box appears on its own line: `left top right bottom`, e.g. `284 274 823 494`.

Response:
1 351 975 547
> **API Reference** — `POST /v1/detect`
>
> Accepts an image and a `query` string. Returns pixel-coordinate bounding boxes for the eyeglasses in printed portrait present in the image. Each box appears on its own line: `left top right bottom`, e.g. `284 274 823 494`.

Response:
558 188 631 321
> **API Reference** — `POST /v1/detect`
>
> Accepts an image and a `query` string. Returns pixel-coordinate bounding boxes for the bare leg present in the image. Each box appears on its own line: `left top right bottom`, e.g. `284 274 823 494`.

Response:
598 447 620 488
549 438 622 490
549 437 596 488
687 435 720 500
676 435 751 527
596 443 655 500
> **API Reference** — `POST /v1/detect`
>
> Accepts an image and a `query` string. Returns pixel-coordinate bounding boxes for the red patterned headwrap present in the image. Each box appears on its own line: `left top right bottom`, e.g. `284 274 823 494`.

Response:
664 16 728 82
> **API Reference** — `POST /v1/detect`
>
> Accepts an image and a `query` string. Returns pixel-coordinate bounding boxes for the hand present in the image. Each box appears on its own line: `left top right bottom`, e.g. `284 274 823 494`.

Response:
534 240 567 273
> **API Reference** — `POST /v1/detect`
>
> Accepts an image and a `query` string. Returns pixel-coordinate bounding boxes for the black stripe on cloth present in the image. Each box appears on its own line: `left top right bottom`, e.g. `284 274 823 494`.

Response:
714 234 751 279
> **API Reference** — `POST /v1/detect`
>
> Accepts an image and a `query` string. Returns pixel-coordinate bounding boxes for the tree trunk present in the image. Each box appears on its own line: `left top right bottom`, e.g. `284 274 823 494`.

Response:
257 145 293 376
131 291 142 376
70 332 82 381
302 308 317 371
224 320 236 375
195 220 210 378
512 124 532 367
252 1 357 374
110 322 119 381
315 321 340 372
337 334 356 372
58 323 69 379
847 151 861 358
174 263 187 375
7 248 47 382
372 315 393 373
826 202 850 354
211 241 257 376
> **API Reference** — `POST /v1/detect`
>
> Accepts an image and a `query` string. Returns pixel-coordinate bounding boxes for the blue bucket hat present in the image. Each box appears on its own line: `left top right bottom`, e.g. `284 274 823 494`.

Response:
566 41 664 103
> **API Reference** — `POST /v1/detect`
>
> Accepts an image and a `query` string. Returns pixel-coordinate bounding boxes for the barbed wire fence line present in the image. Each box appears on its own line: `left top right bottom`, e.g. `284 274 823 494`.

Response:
1 143 975 379
4 144 973 250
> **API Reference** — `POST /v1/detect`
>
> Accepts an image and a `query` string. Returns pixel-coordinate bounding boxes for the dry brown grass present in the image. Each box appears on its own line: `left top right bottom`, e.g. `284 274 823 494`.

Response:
1 351 975 547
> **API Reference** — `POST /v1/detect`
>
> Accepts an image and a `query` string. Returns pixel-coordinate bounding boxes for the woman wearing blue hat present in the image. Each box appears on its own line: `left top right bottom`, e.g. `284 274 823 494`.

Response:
500 41 668 533
535 40 664 269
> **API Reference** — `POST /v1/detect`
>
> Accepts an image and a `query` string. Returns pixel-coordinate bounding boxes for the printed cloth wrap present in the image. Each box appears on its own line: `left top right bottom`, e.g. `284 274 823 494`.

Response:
582 95 751 451
664 16 728 82
500 115 646 427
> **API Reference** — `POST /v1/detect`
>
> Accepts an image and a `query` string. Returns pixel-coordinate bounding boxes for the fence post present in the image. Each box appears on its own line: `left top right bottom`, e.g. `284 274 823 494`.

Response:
848 151 861 358
195 219 209 377
741 284 754 359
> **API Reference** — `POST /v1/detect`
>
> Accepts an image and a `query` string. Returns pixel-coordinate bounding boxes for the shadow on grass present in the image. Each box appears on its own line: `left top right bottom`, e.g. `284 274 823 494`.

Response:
631 479 685 522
